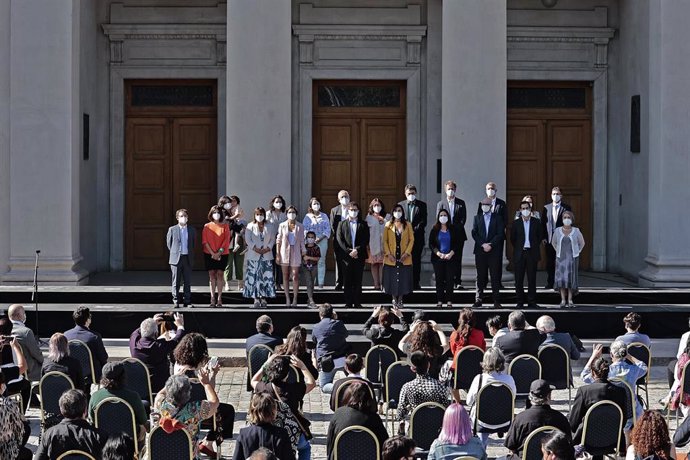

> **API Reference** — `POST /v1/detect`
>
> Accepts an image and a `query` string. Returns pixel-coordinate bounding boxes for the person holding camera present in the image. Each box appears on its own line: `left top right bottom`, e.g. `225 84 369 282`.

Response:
0 316 30 412
363 305 409 359
312 304 349 393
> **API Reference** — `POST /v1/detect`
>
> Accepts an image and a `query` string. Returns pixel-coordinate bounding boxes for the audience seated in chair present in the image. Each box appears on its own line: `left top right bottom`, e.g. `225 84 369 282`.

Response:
486 315 508 341
329 353 375 411
615 312 652 348
536 315 581 361
363 305 409 359
398 317 448 379
382 435 415 460
129 312 186 393
88 361 148 446
274 326 319 384
42 333 86 393
102 434 136 460
493 311 544 363
427 402 487 460
0 371 32 460
64 306 109 381
396 351 450 432
8 304 44 383
233 393 295 460
35 389 107 460
0 315 31 413
503 379 571 459
627 410 676 460
541 431 575 460
246 315 284 353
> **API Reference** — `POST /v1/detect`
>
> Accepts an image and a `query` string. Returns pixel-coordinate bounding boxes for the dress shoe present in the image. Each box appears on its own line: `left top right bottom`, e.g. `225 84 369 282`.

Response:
528 303 541 309
354 304 364 308
515 303 524 309
472 300 483 309
345 303 353 308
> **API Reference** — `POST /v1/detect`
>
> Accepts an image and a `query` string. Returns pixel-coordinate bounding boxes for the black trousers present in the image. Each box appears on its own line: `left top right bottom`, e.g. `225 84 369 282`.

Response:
203 402 235 441
432 259 456 303
411 233 425 288
7 378 31 414
334 247 345 287
514 249 539 305
343 260 364 306
453 241 465 286
545 244 557 286
475 250 502 304
171 255 192 305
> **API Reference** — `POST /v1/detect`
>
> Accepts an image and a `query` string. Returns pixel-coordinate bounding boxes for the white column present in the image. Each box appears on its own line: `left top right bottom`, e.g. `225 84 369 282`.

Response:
0 0 9 276
639 1 690 286
4 0 87 284
226 0 292 211
441 0 507 283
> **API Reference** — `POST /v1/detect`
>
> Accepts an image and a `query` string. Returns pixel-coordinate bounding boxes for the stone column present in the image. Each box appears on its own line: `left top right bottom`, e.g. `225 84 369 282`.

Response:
4 0 87 283
441 0 507 284
0 0 10 276
226 1 292 210
639 1 690 286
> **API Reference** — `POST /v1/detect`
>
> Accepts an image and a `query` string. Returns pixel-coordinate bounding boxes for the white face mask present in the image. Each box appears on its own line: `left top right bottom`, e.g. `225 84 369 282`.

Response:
373 205 382 214
178 216 187 225
481 204 491 213
273 202 282 210
348 210 358 218
446 189 455 198
563 218 572 226
393 211 403 220
311 203 320 212
486 189 496 198
552 194 561 203
520 209 531 217
223 203 231 210
407 194 416 202
212 213 221 221
306 238 315 244
255 215 265 222
287 212 296 221
439 215 449 224
340 197 350 206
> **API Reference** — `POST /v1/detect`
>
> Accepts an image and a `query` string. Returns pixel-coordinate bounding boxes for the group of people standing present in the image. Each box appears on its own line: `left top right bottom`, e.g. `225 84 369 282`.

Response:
166 181 585 308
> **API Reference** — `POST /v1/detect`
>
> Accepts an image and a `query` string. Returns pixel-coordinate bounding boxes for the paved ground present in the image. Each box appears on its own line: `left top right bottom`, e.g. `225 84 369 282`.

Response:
23 366 688 459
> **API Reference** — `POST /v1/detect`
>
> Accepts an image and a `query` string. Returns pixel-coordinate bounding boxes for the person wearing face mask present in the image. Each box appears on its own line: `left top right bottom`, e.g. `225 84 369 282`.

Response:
202 205 231 307
542 186 572 289
551 211 584 308
336 202 370 307
276 206 307 307
219 195 246 292
243 207 276 308
266 195 287 290
510 201 543 308
365 198 391 290
429 209 458 307
398 184 427 290
166 209 197 308
329 190 351 290
302 197 331 289
302 231 322 308
436 180 468 289
476 182 508 290
513 194 541 221
383 204 414 308
471 198 505 308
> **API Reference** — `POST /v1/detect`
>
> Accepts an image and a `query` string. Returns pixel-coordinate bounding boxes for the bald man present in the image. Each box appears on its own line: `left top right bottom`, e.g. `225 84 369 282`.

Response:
8 304 44 382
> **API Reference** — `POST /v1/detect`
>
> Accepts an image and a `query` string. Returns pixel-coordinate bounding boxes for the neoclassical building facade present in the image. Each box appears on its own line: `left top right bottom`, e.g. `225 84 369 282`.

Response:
0 0 688 286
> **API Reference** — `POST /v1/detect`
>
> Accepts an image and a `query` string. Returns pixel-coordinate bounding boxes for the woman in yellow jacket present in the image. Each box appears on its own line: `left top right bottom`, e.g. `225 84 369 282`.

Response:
382 204 415 308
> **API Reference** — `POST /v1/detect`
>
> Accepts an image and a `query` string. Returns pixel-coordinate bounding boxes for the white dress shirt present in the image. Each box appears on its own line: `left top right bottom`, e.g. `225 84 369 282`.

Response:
522 218 531 248
349 220 358 247
483 212 491 237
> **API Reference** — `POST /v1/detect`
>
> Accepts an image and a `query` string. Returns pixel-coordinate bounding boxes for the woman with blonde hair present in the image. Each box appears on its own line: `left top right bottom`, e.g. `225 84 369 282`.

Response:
233 393 295 460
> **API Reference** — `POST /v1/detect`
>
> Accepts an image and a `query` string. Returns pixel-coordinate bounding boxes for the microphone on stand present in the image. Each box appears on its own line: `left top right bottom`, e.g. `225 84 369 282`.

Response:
32 250 47 345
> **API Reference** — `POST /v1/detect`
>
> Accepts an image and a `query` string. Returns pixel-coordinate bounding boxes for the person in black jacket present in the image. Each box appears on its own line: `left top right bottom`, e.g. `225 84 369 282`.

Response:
511 201 543 308
472 198 505 308
429 208 459 307
233 392 295 460
326 380 389 459
493 311 544 363
336 202 370 307
436 180 468 289
363 306 409 359
398 184 427 290
476 182 509 290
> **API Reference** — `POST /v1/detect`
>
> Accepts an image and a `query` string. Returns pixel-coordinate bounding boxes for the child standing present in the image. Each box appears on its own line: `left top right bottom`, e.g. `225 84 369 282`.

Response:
302 231 321 308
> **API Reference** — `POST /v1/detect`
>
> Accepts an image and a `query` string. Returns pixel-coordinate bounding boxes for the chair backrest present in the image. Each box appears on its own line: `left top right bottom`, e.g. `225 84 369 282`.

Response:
333 425 381 460
122 357 153 404
474 381 514 433
39 371 75 418
68 339 96 386
538 344 570 390
522 426 561 460
385 361 415 406
610 378 636 422
93 397 139 453
508 354 542 398
452 457 480 460
56 450 96 460
365 344 398 386
409 401 446 450
286 364 301 384
581 400 624 456
453 345 484 391
148 425 194 460
334 379 375 410
681 360 690 397
248 344 273 380
626 342 651 385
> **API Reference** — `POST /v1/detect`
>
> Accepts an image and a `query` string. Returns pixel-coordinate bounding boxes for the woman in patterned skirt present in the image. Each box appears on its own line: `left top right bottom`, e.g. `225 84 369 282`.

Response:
552 210 585 308
243 207 276 308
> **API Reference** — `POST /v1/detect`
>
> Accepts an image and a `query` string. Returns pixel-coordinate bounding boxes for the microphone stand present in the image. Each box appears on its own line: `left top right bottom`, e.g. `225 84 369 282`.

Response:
31 250 46 345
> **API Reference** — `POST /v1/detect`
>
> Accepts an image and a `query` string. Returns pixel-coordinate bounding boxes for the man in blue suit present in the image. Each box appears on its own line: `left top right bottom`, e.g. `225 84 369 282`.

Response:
64 306 109 381
166 208 196 308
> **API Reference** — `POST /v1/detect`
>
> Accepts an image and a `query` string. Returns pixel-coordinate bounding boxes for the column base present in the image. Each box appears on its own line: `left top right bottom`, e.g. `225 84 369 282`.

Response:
638 255 690 287
2 255 89 285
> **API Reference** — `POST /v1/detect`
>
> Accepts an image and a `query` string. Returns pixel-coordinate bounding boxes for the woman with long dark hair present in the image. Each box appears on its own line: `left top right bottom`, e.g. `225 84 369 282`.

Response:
398 319 448 379
382 204 414 308
429 208 458 307
274 326 318 380
202 205 231 307
266 195 287 290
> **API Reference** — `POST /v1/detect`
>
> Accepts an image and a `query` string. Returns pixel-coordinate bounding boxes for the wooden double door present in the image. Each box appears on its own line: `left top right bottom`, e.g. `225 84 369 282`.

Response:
125 80 217 270
313 80 407 268
506 82 593 269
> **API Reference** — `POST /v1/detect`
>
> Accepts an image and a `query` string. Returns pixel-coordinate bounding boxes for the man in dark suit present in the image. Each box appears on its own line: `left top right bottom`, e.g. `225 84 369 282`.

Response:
8 304 43 382
436 180 468 288
399 184 427 290
493 310 544 363
245 314 283 390
64 306 109 381
166 208 196 308
511 201 543 308
472 198 505 308
476 181 508 289
542 186 572 289
329 190 351 290
336 202 370 307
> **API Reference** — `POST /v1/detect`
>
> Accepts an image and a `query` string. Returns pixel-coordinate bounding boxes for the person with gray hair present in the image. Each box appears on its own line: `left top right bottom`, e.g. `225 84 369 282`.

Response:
8 303 44 382
493 311 544 363
466 347 517 447
504 380 572 459
129 312 186 392
537 315 581 361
